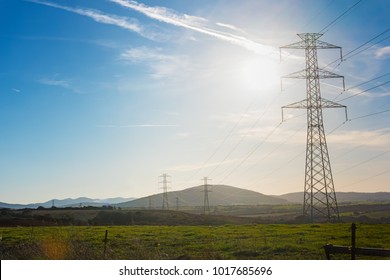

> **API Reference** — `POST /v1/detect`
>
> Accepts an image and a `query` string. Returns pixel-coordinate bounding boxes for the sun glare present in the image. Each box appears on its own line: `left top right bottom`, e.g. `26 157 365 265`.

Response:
239 56 280 92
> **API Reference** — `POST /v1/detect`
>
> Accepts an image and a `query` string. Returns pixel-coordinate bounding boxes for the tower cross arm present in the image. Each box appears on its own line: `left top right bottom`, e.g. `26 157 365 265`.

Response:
280 33 343 61
282 98 346 109
321 98 348 121
281 98 348 122
320 98 346 109
317 69 344 79
282 69 345 90
280 40 307 50
282 69 307 79
315 40 341 49
281 99 308 122
280 38 341 50
282 99 308 109
317 69 345 90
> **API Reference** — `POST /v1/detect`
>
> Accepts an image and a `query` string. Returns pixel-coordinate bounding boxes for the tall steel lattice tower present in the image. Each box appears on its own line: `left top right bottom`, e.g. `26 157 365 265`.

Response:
159 173 171 210
281 33 347 222
201 177 211 214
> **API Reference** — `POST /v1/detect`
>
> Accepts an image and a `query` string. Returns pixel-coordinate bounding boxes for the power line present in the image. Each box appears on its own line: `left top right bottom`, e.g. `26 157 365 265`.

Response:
250 122 390 196
323 27 390 70
207 95 280 178
335 150 390 175
333 127 390 161
338 168 390 190
347 72 390 91
331 72 390 102
250 106 390 188
337 80 390 102
236 122 307 183
319 0 366 34
301 0 336 31
217 122 282 184
350 108 390 121
343 34 390 62
251 117 347 188
326 120 348 135
213 109 304 187
175 92 262 189
256 148 305 184
220 109 306 186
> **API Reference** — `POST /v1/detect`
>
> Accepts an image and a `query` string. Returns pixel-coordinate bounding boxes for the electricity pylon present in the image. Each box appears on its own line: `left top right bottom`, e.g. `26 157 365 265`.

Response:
280 33 347 222
159 173 171 210
175 197 179 211
201 177 212 214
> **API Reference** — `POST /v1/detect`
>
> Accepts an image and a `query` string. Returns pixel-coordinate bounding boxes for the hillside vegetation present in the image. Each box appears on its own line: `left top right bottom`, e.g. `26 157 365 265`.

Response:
118 185 289 208
1 223 389 260
1 202 390 226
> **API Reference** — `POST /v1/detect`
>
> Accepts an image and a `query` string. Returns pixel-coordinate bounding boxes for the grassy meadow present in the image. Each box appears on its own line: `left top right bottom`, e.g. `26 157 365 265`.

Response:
1 223 389 260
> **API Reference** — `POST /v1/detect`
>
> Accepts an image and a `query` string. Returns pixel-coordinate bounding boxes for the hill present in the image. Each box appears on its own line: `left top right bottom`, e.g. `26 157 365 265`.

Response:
0 197 135 209
276 192 390 204
117 185 289 208
3 188 390 210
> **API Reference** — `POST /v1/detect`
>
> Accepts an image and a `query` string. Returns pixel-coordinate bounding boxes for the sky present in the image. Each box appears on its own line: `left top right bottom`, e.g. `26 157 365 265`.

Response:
0 0 389 204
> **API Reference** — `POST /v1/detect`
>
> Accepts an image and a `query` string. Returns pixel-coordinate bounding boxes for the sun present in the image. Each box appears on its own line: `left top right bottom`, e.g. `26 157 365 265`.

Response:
239 55 280 92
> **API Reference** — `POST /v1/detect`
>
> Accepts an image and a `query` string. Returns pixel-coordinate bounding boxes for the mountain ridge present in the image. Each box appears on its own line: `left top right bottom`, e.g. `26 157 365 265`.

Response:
0 197 135 209
2 186 390 209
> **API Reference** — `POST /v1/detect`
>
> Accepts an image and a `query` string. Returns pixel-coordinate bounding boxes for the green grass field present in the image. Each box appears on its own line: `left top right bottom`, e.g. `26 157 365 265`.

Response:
1 223 389 260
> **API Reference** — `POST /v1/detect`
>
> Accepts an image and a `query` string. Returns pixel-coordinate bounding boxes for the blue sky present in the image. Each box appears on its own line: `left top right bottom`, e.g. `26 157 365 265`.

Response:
0 0 389 204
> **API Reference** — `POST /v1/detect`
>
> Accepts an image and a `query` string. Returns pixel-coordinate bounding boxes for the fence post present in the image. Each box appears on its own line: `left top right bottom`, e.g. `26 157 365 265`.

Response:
104 229 108 256
351 223 356 260
324 244 331 260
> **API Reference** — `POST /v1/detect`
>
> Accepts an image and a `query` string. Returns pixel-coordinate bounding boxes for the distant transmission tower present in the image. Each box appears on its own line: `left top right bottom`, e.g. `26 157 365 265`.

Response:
201 177 212 214
159 173 171 210
175 197 179 211
281 33 347 222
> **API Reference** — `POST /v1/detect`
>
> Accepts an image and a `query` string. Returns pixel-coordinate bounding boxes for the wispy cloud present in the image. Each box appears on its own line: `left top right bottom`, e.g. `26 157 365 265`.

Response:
120 47 189 78
121 47 175 62
110 0 277 55
11 88 21 93
124 124 178 128
27 0 152 38
375 46 390 59
29 0 277 54
95 124 178 128
216 22 246 34
158 110 179 116
38 75 82 93
17 35 123 49
328 128 390 148
166 158 240 172
173 132 189 140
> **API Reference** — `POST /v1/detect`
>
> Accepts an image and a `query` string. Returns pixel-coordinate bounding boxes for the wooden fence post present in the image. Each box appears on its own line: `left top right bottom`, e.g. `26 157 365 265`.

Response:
324 223 390 259
104 229 108 256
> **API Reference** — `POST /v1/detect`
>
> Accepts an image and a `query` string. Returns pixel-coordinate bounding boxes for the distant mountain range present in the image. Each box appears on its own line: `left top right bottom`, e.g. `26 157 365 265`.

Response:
1 186 389 209
0 197 135 209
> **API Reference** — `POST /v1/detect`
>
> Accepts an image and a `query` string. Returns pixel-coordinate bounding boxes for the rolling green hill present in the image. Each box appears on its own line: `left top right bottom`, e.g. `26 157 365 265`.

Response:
117 185 289 208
